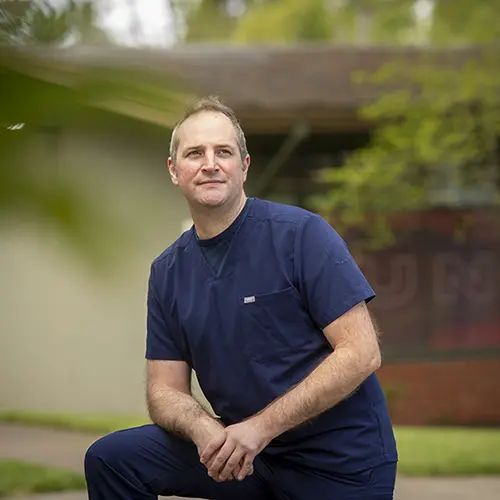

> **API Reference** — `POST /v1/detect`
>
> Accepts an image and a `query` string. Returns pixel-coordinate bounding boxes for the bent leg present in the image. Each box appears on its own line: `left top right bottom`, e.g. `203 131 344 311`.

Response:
85 424 274 500
273 459 397 500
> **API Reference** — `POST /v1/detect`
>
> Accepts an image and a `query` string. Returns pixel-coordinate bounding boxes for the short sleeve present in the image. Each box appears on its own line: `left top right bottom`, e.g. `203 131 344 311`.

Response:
294 214 375 330
145 262 185 361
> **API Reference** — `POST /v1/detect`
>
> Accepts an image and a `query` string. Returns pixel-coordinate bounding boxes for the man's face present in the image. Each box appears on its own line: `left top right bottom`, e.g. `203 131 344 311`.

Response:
168 111 250 208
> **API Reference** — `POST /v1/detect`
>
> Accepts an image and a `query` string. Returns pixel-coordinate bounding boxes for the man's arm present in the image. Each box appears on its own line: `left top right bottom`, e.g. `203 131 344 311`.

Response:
201 301 381 483
145 261 222 446
252 300 381 438
146 359 223 446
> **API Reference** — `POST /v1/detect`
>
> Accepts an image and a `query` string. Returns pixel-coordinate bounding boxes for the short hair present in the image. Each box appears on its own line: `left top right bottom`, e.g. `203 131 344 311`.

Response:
169 95 248 164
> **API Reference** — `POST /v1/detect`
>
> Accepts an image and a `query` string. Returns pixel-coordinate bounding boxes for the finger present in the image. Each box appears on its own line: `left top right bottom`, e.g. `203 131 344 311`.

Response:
200 434 226 465
218 449 245 482
234 462 254 481
200 442 223 468
231 462 242 480
237 454 255 481
207 440 236 481
207 452 239 481
205 453 218 472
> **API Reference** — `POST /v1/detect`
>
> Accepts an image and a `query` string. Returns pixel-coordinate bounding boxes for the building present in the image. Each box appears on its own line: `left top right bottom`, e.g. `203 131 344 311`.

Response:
1 44 499 425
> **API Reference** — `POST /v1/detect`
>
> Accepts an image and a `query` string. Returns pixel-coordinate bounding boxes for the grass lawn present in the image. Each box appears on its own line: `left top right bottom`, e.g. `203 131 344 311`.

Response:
0 460 86 497
394 426 500 476
0 410 148 435
1 411 500 477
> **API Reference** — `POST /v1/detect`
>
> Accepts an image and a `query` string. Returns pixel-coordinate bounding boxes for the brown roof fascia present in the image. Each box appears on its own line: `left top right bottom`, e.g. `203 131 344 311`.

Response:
5 44 490 133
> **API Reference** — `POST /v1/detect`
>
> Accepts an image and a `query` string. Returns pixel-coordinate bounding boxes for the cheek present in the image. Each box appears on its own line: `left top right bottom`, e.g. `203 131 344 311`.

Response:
176 165 198 186
227 163 245 181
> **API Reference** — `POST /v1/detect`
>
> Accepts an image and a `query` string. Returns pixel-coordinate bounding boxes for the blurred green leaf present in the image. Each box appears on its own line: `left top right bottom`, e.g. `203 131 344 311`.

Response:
0 1 191 271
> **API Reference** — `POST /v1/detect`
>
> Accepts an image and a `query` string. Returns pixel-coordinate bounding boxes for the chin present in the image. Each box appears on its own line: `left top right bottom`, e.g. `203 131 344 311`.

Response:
193 186 230 207
191 191 227 207
199 196 227 207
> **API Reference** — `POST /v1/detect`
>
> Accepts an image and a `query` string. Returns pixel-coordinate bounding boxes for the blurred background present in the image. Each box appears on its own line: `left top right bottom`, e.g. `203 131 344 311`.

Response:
0 1 499 499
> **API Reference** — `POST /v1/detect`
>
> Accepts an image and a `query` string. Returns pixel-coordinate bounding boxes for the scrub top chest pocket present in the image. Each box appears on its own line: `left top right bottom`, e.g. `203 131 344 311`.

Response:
238 285 312 362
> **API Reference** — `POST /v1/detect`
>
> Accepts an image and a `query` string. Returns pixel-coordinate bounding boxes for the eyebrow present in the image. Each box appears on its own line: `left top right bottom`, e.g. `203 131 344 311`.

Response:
182 144 235 154
183 145 203 153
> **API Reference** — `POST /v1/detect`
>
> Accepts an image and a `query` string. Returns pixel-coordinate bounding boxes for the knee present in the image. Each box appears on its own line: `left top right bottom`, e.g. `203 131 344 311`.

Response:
84 435 109 475
84 425 158 476
84 430 131 474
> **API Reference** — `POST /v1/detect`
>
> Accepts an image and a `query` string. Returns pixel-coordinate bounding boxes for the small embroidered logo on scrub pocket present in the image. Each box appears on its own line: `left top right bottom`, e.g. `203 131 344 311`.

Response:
243 296 256 304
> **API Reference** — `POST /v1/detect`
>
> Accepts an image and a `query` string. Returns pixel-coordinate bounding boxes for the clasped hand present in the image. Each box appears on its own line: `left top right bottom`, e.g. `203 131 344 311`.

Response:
199 418 271 482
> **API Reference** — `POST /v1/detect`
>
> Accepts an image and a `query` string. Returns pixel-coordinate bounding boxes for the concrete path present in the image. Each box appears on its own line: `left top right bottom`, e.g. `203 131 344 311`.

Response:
394 476 500 500
2 423 500 500
0 423 97 471
0 423 187 500
5 477 500 500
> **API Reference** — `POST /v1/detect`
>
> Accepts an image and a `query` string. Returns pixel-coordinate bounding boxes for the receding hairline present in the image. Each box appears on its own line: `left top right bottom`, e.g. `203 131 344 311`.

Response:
176 109 238 142
169 96 248 163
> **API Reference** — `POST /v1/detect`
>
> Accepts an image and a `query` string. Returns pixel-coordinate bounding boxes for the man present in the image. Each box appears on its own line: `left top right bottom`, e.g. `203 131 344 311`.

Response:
85 96 398 499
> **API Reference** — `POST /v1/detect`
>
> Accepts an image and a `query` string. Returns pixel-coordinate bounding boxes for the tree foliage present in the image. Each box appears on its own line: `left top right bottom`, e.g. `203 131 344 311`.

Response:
430 0 500 45
233 0 333 44
0 0 109 45
310 49 500 248
177 0 423 45
182 0 241 42
0 1 189 269
309 2 500 248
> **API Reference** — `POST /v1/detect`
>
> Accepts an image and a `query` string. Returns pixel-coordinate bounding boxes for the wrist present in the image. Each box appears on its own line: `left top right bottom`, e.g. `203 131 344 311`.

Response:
251 411 282 442
189 414 223 444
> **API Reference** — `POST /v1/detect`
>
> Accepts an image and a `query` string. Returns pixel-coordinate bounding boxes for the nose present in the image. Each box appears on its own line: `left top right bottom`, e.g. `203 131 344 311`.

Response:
201 151 219 172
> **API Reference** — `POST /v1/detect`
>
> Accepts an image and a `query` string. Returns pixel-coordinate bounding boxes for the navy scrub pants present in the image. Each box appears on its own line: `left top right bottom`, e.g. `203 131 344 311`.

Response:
84 424 397 499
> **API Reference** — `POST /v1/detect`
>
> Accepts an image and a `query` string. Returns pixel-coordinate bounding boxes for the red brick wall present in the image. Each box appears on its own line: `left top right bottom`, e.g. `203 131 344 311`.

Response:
377 358 500 426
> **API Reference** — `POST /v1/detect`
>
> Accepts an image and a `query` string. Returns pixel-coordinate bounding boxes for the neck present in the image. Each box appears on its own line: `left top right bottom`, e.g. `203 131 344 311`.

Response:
191 193 247 240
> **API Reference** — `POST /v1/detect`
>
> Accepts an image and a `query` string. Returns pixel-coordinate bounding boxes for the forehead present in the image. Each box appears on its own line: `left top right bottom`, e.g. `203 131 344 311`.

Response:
176 111 238 149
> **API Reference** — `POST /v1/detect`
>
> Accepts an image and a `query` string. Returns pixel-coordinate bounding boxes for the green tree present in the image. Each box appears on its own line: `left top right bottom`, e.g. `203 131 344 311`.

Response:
0 0 109 45
182 0 240 42
430 0 500 45
176 0 422 44
232 0 420 44
309 2 500 248
232 0 333 43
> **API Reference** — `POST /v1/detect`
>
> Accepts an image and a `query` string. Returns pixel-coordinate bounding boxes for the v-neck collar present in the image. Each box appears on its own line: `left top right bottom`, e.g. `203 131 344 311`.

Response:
191 198 254 281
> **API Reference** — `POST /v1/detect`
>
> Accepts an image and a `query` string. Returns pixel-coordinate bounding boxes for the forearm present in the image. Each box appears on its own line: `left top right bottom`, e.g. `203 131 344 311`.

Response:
254 345 380 439
147 385 217 442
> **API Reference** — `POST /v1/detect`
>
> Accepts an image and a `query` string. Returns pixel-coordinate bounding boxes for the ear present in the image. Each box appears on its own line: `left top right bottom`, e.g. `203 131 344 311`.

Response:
242 154 251 181
167 157 179 186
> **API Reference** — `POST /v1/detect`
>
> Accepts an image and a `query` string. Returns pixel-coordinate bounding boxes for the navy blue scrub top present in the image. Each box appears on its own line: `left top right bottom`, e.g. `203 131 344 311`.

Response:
146 198 398 474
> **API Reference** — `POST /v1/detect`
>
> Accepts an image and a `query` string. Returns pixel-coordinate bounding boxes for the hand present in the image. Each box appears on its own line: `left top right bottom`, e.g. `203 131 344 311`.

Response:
191 417 226 459
200 417 272 483
190 417 243 481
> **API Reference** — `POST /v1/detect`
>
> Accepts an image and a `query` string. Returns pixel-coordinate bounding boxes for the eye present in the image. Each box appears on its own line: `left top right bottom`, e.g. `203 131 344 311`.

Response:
217 149 232 157
188 150 201 157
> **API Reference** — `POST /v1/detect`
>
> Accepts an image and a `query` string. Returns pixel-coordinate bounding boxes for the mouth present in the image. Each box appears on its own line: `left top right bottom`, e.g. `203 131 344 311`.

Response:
199 180 225 186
